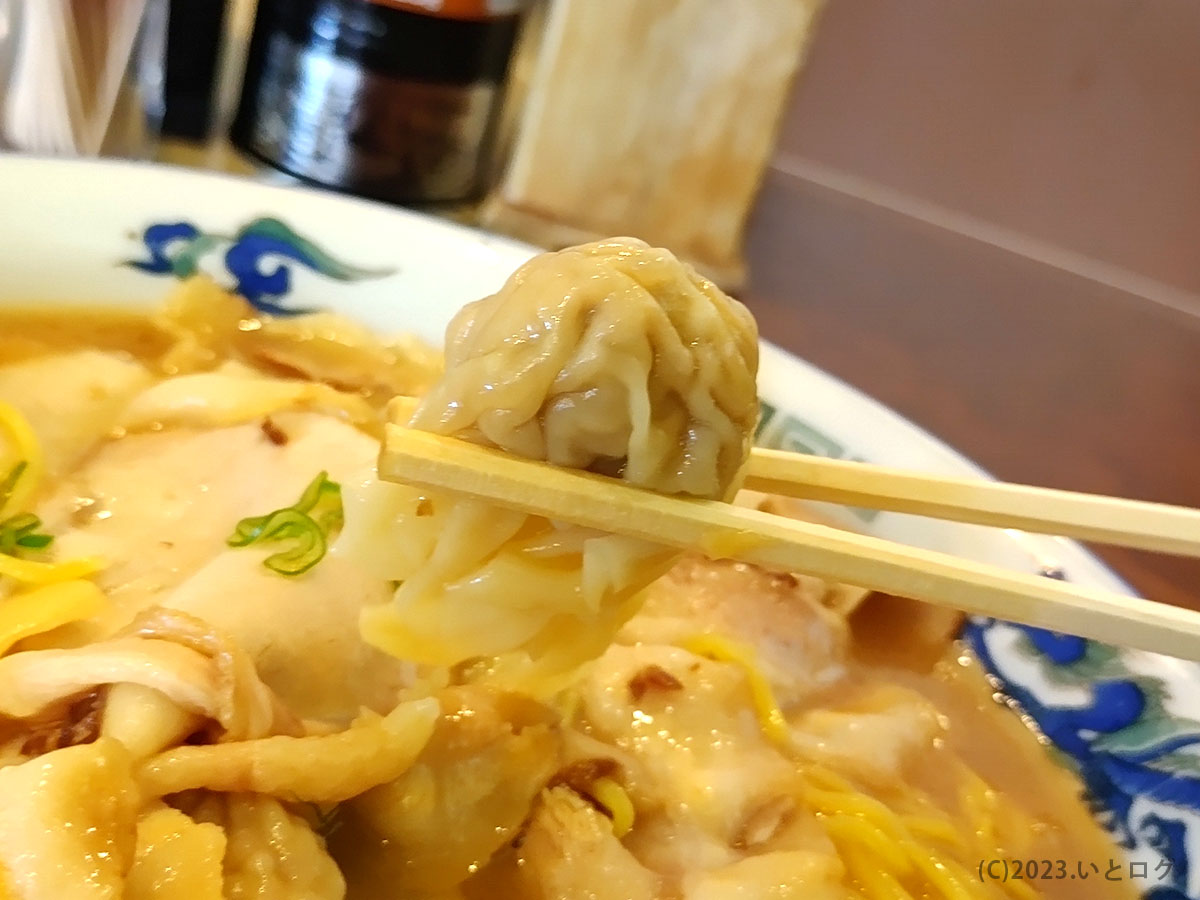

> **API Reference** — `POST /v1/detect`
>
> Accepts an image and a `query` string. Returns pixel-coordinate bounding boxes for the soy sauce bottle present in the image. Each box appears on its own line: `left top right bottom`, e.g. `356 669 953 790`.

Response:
231 0 523 205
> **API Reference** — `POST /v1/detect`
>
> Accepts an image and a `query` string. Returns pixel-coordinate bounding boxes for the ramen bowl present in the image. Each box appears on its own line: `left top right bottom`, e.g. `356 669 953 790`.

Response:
0 155 1195 899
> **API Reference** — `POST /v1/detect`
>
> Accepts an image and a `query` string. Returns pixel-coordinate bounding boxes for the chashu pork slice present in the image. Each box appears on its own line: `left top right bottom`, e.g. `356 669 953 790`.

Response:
35 410 377 634
29 411 409 721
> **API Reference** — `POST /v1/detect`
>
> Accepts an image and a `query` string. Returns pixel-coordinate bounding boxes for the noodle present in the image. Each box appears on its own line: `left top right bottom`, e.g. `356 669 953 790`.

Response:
799 761 1043 900
590 777 636 837
0 580 105 656
901 814 971 854
0 403 108 588
0 400 41 516
678 632 790 745
841 846 915 900
0 553 106 586
822 814 913 873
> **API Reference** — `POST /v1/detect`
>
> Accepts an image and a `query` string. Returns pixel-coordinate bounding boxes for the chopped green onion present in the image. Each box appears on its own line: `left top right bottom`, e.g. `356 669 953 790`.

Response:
294 472 337 514
0 511 54 556
252 509 325 575
227 472 343 576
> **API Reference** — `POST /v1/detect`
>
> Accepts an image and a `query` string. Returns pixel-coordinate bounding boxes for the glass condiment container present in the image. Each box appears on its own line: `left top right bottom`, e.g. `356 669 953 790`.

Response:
231 0 523 205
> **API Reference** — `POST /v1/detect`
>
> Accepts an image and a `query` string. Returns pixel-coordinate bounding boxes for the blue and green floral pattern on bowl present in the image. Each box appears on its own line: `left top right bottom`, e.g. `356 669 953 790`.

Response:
126 217 393 316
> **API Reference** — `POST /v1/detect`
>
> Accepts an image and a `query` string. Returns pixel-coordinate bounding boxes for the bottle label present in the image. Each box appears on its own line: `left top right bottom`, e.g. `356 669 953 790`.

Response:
369 0 523 19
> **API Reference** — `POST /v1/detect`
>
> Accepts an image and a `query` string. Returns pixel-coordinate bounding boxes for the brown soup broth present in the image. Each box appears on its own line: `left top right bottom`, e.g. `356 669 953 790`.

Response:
848 594 1137 900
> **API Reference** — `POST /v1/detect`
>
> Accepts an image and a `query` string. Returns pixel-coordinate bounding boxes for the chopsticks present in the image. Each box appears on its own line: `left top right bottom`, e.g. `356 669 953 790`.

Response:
745 449 1200 558
380 426 1200 662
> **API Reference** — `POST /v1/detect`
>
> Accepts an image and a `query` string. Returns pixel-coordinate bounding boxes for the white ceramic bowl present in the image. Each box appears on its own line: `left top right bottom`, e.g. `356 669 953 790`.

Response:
2 155 1195 899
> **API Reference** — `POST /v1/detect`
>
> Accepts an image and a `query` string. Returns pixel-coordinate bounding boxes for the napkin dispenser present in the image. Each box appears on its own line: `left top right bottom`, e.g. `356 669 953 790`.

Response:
482 0 824 289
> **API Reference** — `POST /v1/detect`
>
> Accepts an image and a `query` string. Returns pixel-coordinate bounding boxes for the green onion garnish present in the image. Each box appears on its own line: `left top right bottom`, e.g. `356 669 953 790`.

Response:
0 511 54 555
227 472 343 576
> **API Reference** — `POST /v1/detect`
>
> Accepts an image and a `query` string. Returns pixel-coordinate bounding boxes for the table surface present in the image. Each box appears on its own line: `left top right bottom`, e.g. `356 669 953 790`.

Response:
741 167 1200 611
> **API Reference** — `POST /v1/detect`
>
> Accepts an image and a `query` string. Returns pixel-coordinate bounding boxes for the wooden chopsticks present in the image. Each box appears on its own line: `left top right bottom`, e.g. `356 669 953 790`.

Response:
380 426 1200 661
745 449 1200 558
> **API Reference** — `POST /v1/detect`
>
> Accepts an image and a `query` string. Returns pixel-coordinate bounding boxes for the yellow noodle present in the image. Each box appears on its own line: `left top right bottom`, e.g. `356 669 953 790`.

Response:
994 798 1041 859
0 402 108 586
678 634 789 745
0 553 107 586
802 763 861 793
842 846 916 900
902 815 971 854
0 401 41 516
821 814 912 873
909 852 977 900
959 765 998 852
553 687 583 726
800 762 1046 900
0 580 106 656
954 763 1044 900
1003 876 1041 900
591 777 635 838
803 784 911 839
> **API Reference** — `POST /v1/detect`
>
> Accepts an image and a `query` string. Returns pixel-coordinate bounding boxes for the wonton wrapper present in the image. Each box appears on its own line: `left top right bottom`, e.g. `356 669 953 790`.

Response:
0 608 299 759
0 739 139 899
334 686 560 896
137 697 439 802
498 786 661 900
155 276 440 401
412 237 759 498
186 794 345 900
125 806 226 900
